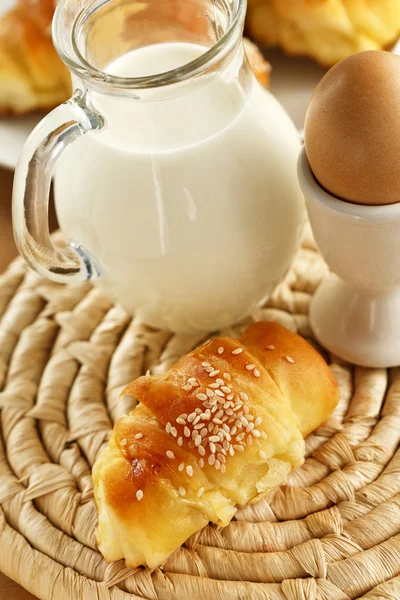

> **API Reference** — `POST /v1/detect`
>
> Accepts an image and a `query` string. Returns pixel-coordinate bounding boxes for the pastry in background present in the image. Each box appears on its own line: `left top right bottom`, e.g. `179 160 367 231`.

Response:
246 0 400 67
0 0 270 116
0 0 71 115
93 322 339 569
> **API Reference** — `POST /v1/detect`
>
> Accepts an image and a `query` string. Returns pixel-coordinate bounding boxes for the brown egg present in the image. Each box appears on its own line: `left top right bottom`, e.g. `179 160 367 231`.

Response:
305 51 400 205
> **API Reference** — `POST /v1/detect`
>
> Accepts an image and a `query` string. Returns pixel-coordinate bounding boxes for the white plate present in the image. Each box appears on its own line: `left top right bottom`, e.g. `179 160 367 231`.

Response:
0 32 326 170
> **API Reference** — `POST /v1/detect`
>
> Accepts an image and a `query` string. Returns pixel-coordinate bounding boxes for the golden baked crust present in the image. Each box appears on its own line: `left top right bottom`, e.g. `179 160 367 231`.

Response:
0 0 72 115
93 322 339 569
246 0 400 66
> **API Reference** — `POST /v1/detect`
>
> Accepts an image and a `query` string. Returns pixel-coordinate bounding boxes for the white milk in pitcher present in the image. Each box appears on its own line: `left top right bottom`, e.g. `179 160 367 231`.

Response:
55 42 304 332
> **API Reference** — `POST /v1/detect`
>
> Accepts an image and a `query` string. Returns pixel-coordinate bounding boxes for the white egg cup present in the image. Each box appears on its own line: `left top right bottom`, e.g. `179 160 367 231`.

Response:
298 147 400 368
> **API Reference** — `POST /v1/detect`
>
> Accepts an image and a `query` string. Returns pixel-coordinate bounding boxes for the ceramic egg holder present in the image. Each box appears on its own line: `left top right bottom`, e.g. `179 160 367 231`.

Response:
298 147 400 368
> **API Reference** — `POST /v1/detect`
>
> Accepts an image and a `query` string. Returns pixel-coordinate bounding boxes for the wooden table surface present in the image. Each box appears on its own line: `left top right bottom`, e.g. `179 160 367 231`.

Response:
0 166 43 600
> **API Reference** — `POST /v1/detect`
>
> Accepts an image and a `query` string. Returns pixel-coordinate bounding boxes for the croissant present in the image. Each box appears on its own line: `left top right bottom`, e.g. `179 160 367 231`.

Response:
93 322 339 569
246 0 400 67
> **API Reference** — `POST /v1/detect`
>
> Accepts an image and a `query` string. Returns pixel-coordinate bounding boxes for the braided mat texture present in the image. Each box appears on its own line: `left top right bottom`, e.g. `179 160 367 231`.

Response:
1 231 400 600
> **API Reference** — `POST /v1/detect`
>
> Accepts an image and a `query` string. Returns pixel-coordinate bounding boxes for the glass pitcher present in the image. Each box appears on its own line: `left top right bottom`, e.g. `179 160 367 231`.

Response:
13 0 305 333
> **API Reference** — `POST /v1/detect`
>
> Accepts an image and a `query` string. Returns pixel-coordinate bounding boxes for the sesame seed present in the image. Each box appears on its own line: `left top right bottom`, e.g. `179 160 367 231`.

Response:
223 440 230 451
185 465 193 477
171 427 177 437
285 356 295 364
266 345 275 350
221 386 231 394
178 462 185 471
255 417 262 426
213 418 223 425
121 438 127 446
247 414 254 421
206 388 215 397
247 434 253 445
210 442 217 454
193 415 201 425
217 453 226 463
235 420 243 429
261 431 268 439
166 422 172 433
242 417 249 427
229 446 235 456
223 373 231 381
188 413 196 423
205 366 214 373
192 430 199 440
240 392 248 402
202 361 211 367
234 444 244 452
220 464 226 473
196 393 207 401
179 486 186 496
253 430 261 438
184 426 190 437
200 427 208 437
208 454 216 466
177 437 183 447
195 436 202 447
209 435 220 443
136 490 144 501
246 423 254 432
194 423 203 430
233 404 241 412
197 487 205 497
230 426 237 436
176 417 186 425
188 377 197 383
259 450 267 460
182 384 192 391
215 389 225 398
232 348 243 355
227 393 234 401
208 423 214 432
209 382 219 389
198 445 206 456
199 458 205 468
166 450 175 459
243 405 250 414
215 460 221 470
254 369 261 378
246 364 255 371
218 347 224 354
222 424 230 433
195 408 202 414
209 370 220 377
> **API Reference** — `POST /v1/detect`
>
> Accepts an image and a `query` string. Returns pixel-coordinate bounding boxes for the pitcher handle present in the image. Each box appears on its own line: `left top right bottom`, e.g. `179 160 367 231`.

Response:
12 90 105 283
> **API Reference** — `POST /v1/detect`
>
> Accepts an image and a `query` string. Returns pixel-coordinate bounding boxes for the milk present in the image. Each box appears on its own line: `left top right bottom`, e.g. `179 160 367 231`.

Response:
55 42 304 332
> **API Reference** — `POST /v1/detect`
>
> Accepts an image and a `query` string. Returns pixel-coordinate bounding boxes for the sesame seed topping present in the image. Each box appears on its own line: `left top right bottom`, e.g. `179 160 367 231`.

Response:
247 434 253 445
195 436 202 447
177 437 183 447
182 384 192 391
215 389 225 398
206 388 215 397
223 373 231 381
254 369 261 377
285 356 295 364
261 431 268 439
136 490 144 501
230 426 237 436
197 487 205 497
220 464 226 473
218 347 224 354
193 415 201 425
188 377 197 383
244 405 250 414
209 370 220 377
253 430 261 438
178 462 185 472
208 454 216 465
176 417 186 425
198 445 206 456
232 348 243 355
217 453 226 463
199 458 205 468
246 423 255 432
179 486 186 496
187 413 196 423
196 393 207 401
221 386 231 394
215 459 221 470
171 427 177 437
184 426 191 437
229 446 235 456
266 345 275 350
121 438 127 446
246 364 255 371
200 427 208 437
202 361 211 367
223 440 230 451
259 450 267 460
166 423 172 433
186 465 194 477
234 444 244 452
166 450 175 459
209 435 220 443
227 393 234 401
195 407 202 414
239 392 248 402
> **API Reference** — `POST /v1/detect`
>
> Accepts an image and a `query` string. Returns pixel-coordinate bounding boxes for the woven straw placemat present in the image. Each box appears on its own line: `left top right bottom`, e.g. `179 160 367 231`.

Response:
1 229 400 600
